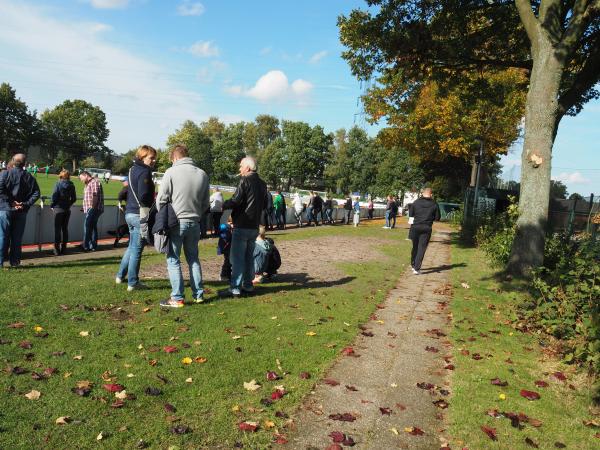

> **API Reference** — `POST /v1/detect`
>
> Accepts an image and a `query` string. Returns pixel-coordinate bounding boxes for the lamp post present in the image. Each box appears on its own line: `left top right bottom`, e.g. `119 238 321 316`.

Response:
473 138 484 217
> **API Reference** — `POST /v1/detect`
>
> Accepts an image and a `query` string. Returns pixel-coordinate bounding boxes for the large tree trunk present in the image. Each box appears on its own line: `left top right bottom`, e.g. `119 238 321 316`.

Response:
507 36 563 276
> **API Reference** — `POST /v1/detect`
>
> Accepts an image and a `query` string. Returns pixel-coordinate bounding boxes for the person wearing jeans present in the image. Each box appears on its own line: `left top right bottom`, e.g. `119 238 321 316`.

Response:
79 171 104 251
156 144 210 307
221 156 268 298
115 146 156 291
0 153 40 268
166 220 204 301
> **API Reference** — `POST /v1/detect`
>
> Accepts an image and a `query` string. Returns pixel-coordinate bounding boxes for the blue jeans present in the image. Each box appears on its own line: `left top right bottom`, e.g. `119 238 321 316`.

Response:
117 214 143 287
230 227 259 293
83 208 102 250
385 210 391 227
0 210 27 267
166 221 203 300
324 208 333 223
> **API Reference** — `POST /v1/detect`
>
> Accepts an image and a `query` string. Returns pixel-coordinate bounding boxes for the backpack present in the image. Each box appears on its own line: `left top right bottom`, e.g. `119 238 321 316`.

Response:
264 238 281 275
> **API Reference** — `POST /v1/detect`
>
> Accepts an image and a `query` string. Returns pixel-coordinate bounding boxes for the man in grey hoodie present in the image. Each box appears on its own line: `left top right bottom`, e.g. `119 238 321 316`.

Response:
156 144 210 307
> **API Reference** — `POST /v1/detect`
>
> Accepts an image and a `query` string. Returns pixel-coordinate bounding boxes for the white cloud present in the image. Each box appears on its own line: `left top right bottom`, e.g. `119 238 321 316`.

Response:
88 22 113 33
553 171 591 184
226 70 313 104
309 50 327 64
0 0 204 152
196 60 228 83
177 1 205 17
86 0 129 9
259 46 272 56
188 40 219 58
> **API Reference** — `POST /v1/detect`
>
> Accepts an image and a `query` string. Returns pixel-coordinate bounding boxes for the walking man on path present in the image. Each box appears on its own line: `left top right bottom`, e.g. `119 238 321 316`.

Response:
79 170 104 251
157 144 210 307
221 156 268 298
409 187 440 275
0 154 40 267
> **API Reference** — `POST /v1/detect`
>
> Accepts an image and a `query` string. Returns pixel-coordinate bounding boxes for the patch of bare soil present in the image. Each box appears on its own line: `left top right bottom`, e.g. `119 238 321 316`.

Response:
141 236 388 285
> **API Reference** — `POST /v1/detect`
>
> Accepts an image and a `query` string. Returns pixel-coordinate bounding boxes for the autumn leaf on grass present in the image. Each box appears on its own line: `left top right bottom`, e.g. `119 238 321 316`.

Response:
416 382 435 390
345 385 358 392
266 371 280 381
425 346 439 353
79 331 89 337
103 384 125 393
273 433 288 444
8 322 25 328
306 331 317 336
243 379 261 391
55 416 71 425
181 357 193 365
481 425 498 440
299 371 311 379
263 420 275 429
164 403 176 413
525 437 539 448
144 387 162 396
520 390 541 400
379 407 392 415
33 326 43 332
323 378 340 386
163 346 178 353
115 390 128 400
341 347 357 357
25 390 41 400
194 357 207 364
404 427 424 436
461 282 470 289
491 378 508 387
238 421 259 432
534 380 549 388
170 425 191 434
553 371 567 381
271 389 285 400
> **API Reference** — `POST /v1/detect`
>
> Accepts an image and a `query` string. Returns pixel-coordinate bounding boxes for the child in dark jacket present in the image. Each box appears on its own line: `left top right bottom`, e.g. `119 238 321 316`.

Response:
217 222 233 281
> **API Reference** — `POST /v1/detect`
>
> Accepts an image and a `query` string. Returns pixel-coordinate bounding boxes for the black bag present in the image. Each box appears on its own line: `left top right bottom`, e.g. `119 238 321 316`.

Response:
264 238 281 275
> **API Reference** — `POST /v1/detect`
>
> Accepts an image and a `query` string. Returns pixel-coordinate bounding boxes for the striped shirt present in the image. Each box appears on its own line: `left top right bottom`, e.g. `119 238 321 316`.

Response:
83 177 104 212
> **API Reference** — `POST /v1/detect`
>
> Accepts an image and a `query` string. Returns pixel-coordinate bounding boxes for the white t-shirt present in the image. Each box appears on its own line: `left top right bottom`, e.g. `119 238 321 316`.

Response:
210 191 224 212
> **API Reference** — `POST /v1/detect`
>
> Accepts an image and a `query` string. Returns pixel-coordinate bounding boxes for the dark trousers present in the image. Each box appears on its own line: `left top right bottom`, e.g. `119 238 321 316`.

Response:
344 209 352 224
211 211 222 236
368 209 373 219
221 249 231 279
54 210 71 250
410 225 432 271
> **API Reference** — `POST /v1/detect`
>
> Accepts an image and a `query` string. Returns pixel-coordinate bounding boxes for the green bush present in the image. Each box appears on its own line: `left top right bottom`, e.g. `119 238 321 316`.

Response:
475 196 519 265
521 235 600 371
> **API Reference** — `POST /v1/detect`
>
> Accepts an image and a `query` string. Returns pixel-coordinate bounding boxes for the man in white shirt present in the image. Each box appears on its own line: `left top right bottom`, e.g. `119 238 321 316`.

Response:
210 187 224 237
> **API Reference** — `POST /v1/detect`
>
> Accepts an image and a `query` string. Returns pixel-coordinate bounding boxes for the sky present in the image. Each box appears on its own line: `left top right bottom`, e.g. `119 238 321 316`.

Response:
0 0 598 197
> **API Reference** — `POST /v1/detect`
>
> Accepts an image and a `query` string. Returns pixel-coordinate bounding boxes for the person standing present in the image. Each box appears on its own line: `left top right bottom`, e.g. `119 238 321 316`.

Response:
50 169 76 255
352 196 361 227
116 145 157 291
343 194 353 225
323 195 334 224
409 187 440 275
0 154 40 267
79 170 104 251
44 165 50 178
305 192 315 226
292 192 304 227
157 144 210 307
312 192 323 226
220 157 268 298
264 190 274 230
367 197 374 219
210 187 224 237
383 195 394 229
390 195 399 229
273 190 285 229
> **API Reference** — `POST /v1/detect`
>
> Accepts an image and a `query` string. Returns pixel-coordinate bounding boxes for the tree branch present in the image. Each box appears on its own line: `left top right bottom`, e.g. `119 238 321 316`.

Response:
515 0 540 43
557 46 600 117
539 0 564 44
559 0 597 57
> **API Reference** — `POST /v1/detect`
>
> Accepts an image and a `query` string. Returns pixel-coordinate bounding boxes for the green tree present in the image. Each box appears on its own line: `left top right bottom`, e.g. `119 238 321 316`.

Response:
255 114 281 151
258 138 286 189
373 142 424 199
339 0 600 275
324 129 352 194
0 83 40 158
199 116 225 143
212 123 246 183
550 180 568 199
166 120 213 175
40 99 109 171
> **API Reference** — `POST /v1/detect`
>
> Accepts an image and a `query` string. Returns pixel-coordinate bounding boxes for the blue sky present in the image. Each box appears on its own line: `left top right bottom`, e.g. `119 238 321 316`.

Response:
0 0 598 196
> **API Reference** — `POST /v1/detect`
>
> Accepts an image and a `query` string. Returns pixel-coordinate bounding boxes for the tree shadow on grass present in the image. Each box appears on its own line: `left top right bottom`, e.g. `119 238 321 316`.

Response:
225 273 356 297
420 263 466 274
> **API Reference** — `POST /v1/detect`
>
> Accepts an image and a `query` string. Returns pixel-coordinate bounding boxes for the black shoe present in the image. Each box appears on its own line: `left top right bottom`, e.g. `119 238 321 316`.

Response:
218 289 241 299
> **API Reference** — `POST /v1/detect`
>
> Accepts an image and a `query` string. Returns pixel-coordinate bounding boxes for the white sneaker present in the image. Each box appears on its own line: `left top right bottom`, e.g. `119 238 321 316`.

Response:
382 226 390 229
412 268 420 275
127 282 149 291
115 277 123 284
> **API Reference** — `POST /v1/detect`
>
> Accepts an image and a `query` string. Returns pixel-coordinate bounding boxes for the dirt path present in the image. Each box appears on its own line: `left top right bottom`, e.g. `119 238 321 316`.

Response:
285 229 453 450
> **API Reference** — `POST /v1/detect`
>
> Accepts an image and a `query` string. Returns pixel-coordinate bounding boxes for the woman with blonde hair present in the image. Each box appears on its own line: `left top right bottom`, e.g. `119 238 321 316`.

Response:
50 169 76 255
116 145 157 291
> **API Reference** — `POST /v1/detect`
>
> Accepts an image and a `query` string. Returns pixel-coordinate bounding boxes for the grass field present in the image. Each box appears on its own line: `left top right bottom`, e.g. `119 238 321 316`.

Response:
35 174 124 202
0 223 409 449
447 238 598 449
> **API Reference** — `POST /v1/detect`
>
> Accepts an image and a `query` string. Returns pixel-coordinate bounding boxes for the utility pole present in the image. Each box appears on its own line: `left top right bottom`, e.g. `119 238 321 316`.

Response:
473 138 484 217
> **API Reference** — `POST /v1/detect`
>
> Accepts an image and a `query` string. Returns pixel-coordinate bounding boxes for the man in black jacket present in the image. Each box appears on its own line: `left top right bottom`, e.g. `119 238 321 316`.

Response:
408 187 441 275
0 154 40 267
221 157 268 298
